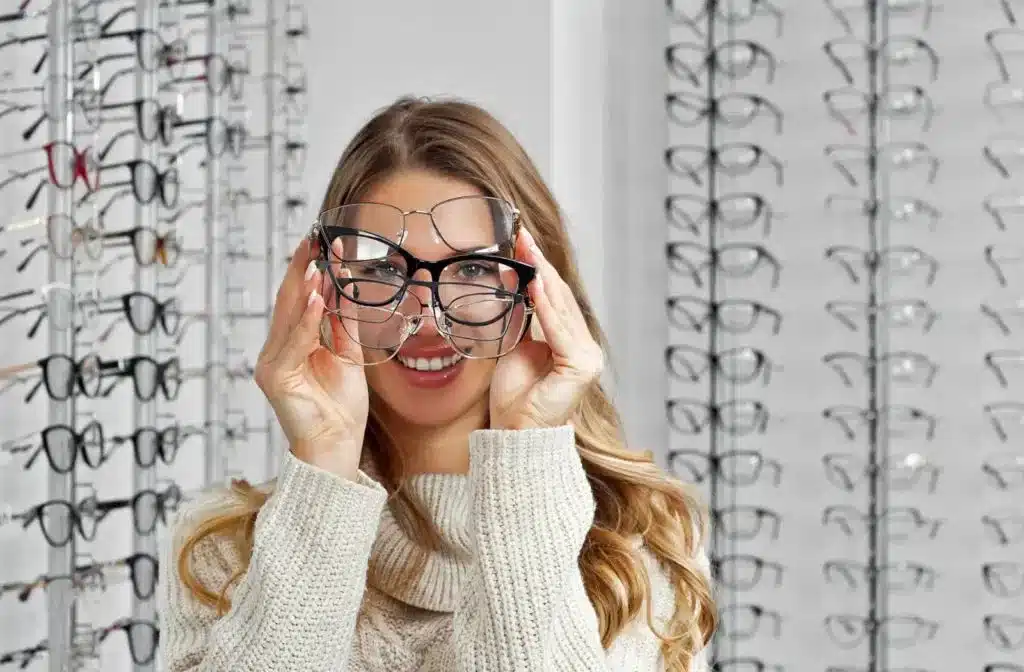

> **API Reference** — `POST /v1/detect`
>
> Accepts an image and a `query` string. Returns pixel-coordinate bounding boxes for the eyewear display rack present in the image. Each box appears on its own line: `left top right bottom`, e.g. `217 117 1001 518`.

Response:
664 3 786 669
826 2 892 670
665 1 1024 671
0 1 307 670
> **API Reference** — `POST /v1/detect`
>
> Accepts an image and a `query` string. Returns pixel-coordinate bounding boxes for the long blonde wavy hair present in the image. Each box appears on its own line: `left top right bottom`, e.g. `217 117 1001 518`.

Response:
177 96 716 670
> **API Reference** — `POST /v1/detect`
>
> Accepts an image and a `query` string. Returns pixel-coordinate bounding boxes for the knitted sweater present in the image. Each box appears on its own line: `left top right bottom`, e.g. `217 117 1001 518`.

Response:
159 425 709 671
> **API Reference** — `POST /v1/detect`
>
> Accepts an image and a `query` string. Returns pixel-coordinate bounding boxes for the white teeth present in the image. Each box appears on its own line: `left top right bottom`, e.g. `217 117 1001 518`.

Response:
397 354 463 372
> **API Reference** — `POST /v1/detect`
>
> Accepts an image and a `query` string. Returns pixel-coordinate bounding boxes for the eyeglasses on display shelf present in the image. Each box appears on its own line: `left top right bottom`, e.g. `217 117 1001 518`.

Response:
0 1 311 670
664 3 787 669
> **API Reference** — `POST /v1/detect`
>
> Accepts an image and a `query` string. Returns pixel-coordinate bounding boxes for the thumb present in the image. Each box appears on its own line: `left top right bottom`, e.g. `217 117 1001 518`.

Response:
278 288 325 371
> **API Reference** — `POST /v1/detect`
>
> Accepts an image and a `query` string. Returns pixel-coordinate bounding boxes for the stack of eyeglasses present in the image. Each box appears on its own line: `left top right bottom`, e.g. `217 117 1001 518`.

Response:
0 1 309 670
308 195 536 366
664 2 786 671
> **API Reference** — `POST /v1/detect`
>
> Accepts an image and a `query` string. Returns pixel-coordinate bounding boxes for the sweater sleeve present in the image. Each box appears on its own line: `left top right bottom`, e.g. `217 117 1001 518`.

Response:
443 425 709 672
159 450 389 672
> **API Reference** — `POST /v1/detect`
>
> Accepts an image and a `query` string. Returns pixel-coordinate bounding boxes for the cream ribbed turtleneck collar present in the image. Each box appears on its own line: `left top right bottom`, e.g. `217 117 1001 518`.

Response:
365 469 474 613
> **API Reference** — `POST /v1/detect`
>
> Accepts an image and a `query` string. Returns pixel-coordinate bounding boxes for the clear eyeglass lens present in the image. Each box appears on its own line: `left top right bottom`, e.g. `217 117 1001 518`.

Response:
318 197 516 253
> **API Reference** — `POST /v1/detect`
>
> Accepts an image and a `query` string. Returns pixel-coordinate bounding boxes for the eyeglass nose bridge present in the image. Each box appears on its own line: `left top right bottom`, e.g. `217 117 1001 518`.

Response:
392 279 453 340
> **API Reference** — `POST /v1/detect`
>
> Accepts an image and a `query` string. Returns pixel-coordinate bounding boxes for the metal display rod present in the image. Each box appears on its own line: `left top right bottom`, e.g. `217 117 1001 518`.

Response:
132 0 158 668
205 1 226 487
864 1 891 670
265 0 282 479
701 5 724 665
46 2 75 671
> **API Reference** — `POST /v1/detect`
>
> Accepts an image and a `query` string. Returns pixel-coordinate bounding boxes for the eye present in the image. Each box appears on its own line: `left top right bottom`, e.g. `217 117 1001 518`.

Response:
452 260 498 280
357 259 405 279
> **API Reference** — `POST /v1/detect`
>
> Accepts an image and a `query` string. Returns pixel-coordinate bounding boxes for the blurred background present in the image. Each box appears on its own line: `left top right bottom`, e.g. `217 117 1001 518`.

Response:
2 0 1023 671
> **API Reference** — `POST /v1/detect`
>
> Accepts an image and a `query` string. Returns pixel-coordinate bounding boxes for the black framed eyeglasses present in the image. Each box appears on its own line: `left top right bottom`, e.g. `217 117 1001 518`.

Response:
667 398 769 436
669 450 781 487
666 242 781 288
96 618 160 665
95 291 181 337
666 345 772 385
77 483 181 537
668 296 782 335
7 420 105 474
666 39 777 87
95 159 179 208
666 143 784 186
665 192 773 237
97 355 182 402
99 98 179 145
311 227 535 365
666 91 783 134
668 0 783 38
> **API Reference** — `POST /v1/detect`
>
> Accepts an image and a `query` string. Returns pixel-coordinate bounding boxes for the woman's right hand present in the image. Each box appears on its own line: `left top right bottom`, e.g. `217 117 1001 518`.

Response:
254 238 369 480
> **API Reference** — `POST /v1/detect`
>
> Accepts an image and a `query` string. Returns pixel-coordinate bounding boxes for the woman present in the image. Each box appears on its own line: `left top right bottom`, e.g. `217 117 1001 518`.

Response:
161 96 716 671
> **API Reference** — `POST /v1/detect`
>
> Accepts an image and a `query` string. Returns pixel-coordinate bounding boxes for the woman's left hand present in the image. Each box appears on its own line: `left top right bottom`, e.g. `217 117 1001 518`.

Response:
489 228 605 431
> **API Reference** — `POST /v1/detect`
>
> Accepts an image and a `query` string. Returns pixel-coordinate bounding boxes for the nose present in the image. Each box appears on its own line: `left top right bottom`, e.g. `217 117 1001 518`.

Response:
404 269 441 336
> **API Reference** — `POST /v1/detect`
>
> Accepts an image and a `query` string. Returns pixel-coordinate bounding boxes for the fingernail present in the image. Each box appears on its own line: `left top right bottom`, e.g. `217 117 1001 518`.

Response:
304 260 317 281
523 228 539 250
307 289 320 307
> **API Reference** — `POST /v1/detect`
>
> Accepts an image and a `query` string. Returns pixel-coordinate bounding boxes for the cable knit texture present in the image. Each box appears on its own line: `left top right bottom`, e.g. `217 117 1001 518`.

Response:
159 426 710 671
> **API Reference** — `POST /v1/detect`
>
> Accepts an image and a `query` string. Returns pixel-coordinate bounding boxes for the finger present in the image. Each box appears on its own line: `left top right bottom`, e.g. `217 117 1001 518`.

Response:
266 238 319 357
521 229 603 376
321 270 365 366
278 286 327 371
520 229 580 356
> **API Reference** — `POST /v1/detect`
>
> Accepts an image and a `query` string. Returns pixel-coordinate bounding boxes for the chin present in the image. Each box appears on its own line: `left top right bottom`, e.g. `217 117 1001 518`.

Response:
367 357 493 429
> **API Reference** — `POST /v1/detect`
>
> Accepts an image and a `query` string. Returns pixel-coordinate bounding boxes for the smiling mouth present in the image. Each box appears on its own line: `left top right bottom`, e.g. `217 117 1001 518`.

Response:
395 352 464 371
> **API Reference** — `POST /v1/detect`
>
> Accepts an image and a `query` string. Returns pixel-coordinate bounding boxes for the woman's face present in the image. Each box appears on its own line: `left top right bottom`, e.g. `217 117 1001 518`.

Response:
354 169 502 429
